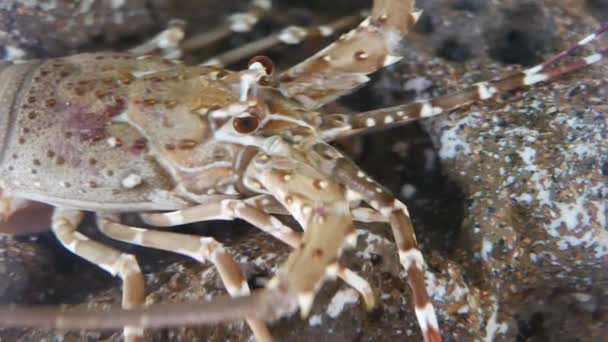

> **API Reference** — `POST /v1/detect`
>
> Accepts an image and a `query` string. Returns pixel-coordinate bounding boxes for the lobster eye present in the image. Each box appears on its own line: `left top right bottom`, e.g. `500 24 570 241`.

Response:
248 55 274 75
233 114 260 134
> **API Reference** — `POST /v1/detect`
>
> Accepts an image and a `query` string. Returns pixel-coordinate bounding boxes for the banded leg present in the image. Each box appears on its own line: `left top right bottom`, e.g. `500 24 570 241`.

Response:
202 14 362 67
312 143 440 342
142 198 375 309
321 23 608 140
181 0 272 52
141 198 300 247
96 214 272 342
128 19 186 58
50 209 145 342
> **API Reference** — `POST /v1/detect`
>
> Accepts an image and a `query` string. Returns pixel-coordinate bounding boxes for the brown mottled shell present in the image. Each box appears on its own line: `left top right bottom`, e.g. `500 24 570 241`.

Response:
0 53 238 211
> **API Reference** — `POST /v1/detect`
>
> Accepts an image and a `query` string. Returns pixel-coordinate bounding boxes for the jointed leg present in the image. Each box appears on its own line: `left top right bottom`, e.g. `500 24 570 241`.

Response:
51 209 145 342
202 14 362 67
243 194 387 223
96 214 272 342
141 198 375 309
128 19 187 58
181 0 272 52
141 198 301 247
312 142 440 342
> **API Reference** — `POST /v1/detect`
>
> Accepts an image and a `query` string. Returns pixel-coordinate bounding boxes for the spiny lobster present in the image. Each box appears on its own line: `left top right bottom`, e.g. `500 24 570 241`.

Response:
0 0 606 341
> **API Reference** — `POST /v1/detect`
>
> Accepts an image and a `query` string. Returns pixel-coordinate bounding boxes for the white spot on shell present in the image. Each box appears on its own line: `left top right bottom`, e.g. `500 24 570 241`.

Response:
298 292 315 317
106 136 119 147
523 73 548 85
366 118 376 127
121 174 142 189
383 55 402 67
359 17 371 27
420 102 434 117
131 70 158 78
412 10 424 23
420 102 442 117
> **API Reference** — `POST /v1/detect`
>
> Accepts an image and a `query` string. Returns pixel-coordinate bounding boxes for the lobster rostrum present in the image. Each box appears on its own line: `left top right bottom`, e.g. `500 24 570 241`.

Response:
0 0 607 341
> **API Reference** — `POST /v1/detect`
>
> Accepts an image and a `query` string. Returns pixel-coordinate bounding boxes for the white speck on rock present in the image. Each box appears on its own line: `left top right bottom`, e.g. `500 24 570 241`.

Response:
356 230 392 259
510 113 607 257
517 147 536 165
400 183 417 199
481 238 493 261
437 114 479 159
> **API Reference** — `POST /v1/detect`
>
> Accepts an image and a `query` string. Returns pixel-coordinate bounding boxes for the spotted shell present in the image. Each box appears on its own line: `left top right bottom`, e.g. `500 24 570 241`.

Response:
0 53 245 212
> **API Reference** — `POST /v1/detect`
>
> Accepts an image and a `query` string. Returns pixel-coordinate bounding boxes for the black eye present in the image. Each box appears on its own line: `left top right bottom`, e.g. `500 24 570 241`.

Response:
233 115 260 134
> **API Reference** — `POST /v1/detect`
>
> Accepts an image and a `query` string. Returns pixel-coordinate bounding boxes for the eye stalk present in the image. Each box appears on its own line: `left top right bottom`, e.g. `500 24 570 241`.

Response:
248 55 274 76
248 55 276 86
233 112 260 134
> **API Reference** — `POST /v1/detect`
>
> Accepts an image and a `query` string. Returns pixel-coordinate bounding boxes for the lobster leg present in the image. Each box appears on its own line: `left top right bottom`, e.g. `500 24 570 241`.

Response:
128 19 187 58
128 0 274 59
202 14 362 67
50 208 145 342
141 198 300 248
244 153 361 317
312 142 441 342
181 0 272 53
141 199 375 309
96 214 272 342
